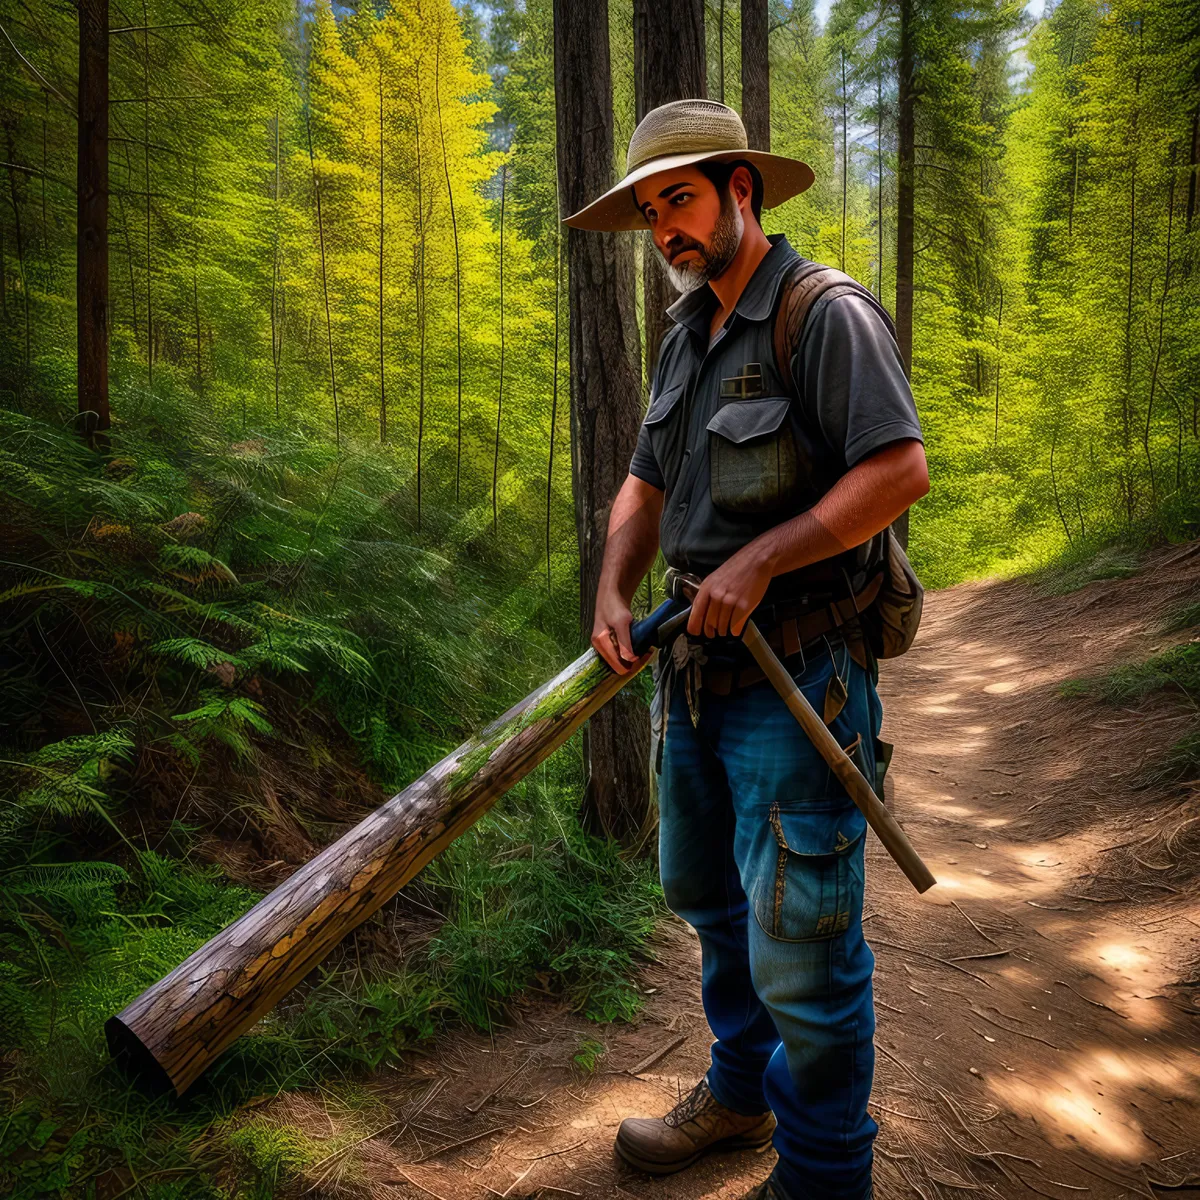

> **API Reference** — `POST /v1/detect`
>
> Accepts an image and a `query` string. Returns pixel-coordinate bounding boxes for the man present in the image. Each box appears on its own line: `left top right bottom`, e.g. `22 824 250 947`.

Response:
564 99 928 1199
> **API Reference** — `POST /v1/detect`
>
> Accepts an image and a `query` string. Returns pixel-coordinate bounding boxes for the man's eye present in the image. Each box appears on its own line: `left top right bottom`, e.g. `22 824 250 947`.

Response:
671 193 691 205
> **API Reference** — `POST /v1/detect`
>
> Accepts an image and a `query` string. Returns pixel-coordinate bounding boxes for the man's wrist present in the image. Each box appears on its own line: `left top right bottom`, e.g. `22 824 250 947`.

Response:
744 532 784 578
596 577 632 610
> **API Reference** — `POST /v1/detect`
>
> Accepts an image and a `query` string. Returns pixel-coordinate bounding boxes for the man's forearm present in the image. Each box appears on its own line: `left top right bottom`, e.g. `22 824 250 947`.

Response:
596 476 664 604
752 439 928 578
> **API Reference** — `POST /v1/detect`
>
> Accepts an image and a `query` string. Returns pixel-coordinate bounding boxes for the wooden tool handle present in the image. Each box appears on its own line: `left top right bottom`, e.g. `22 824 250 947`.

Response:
742 619 937 895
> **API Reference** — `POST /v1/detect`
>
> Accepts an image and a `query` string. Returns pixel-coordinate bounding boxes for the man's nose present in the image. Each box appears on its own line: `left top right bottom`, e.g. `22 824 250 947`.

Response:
659 228 684 258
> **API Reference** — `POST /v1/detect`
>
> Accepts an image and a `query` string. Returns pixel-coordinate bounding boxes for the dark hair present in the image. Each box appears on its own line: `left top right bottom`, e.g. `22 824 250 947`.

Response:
697 158 764 223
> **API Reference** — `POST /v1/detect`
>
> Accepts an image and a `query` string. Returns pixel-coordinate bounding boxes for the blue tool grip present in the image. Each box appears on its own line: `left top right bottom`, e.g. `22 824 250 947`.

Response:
629 597 688 658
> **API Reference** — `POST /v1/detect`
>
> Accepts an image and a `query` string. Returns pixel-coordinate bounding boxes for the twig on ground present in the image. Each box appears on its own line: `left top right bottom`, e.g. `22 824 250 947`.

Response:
1053 980 1128 1018
626 1034 687 1076
952 901 998 946
517 1139 587 1162
468 1056 533 1114
412 1125 507 1164
969 1004 1060 1049
872 939 994 986
870 1102 932 1121
948 950 1011 962
386 1167 452 1200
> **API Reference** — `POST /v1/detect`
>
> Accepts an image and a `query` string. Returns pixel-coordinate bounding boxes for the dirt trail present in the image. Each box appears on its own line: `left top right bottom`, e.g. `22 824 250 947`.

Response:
293 543 1200 1200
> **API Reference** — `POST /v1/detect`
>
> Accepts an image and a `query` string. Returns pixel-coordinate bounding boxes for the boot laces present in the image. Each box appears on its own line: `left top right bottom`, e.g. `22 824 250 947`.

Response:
663 1077 717 1128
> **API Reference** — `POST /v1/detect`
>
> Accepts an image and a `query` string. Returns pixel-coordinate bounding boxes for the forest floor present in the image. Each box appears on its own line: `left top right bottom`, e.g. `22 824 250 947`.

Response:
275 540 1200 1200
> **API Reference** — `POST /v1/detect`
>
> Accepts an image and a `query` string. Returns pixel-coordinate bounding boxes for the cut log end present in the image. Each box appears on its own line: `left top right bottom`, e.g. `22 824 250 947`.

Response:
105 1015 177 1097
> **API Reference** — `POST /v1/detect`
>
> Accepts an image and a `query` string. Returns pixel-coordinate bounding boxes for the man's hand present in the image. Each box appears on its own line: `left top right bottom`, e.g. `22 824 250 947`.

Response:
684 438 930 639
590 472 664 675
592 589 652 675
687 542 775 639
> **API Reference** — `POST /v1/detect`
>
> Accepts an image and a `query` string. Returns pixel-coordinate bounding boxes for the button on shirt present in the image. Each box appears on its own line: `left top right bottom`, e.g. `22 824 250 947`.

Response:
629 234 923 596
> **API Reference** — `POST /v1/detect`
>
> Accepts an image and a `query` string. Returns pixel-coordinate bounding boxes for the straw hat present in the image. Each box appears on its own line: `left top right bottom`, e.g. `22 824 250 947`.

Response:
563 99 814 232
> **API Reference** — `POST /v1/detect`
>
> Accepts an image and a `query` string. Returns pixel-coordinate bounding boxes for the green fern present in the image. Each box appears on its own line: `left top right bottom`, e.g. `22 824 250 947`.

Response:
159 543 239 586
150 637 245 671
173 691 273 758
4 861 131 924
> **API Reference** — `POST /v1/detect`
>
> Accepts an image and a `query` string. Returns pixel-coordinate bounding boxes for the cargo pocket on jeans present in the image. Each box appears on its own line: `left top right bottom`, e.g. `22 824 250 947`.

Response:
752 802 866 942
706 398 800 514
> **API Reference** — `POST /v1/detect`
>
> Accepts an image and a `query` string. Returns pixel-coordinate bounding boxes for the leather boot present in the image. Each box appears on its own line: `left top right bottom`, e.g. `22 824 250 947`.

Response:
614 1077 775 1175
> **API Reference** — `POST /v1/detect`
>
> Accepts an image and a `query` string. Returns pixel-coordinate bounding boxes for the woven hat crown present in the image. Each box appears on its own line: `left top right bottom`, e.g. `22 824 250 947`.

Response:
627 100 749 173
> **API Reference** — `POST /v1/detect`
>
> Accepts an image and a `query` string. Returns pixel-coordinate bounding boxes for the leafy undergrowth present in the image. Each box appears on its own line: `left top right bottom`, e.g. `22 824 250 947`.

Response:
0 388 661 1198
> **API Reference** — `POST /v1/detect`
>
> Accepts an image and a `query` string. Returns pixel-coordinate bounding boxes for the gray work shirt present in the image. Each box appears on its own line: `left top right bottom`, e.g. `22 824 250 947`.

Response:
630 233 923 599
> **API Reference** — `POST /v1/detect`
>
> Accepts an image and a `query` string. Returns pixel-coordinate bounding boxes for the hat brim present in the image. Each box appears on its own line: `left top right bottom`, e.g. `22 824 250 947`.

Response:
562 148 815 232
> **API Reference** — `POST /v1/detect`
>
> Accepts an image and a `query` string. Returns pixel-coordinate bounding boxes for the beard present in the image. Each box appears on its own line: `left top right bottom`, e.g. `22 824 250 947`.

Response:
658 191 745 294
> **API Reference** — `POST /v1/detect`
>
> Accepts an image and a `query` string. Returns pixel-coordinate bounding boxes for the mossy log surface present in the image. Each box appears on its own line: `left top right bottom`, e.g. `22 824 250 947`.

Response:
106 647 647 1097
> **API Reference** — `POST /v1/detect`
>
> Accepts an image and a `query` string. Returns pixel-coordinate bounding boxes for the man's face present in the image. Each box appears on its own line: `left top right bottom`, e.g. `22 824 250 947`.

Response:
632 164 748 293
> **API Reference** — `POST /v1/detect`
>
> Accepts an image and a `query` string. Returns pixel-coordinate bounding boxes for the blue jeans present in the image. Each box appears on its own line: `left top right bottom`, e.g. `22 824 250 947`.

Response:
657 632 879 1200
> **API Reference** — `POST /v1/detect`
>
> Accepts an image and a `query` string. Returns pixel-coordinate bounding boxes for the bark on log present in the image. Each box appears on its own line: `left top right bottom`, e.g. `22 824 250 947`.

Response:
107 644 653 1097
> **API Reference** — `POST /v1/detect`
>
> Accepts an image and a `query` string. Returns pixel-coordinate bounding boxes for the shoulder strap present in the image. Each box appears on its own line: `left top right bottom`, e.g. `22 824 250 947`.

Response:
772 263 896 401
772 262 904 585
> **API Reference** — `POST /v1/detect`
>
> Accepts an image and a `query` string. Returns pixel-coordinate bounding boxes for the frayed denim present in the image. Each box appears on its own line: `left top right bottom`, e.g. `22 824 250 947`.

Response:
657 633 880 1200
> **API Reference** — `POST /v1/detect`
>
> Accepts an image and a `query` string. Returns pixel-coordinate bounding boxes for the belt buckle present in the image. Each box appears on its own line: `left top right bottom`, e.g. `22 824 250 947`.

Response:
664 568 702 604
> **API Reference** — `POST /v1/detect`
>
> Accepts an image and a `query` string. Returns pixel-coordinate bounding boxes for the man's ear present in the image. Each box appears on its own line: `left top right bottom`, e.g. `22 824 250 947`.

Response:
730 165 754 215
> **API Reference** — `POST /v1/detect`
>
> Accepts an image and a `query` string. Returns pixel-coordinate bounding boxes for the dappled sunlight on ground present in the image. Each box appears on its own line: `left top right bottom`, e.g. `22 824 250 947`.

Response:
989 1041 1200 1162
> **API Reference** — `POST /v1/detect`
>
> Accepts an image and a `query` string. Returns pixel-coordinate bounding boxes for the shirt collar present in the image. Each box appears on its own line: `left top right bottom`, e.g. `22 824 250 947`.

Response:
665 233 800 341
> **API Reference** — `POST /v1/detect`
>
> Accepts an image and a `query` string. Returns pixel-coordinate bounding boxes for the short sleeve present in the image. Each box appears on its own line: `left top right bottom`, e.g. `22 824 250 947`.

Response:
791 292 924 468
629 422 665 491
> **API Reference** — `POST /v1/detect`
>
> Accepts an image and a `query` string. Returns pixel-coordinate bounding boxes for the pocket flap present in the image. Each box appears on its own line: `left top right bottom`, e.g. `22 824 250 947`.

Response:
644 383 685 426
706 397 791 444
769 803 866 857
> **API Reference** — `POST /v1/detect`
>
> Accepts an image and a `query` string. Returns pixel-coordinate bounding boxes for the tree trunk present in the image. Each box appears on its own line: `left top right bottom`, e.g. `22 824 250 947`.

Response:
492 161 507 535
741 0 770 151
415 83 427 527
77 0 109 446
5 124 31 375
378 65 386 444
142 0 152 387
555 0 651 847
435 30 463 491
108 643 655 1097
895 0 914 379
1186 106 1198 231
840 47 848 271
634 0 705 382
892 0 915 551
876 69 883 300
307 109 339 447
271 111 283 418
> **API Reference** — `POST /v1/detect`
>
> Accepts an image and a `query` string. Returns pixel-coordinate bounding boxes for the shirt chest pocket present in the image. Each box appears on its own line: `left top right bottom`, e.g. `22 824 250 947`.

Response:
706 397 801 514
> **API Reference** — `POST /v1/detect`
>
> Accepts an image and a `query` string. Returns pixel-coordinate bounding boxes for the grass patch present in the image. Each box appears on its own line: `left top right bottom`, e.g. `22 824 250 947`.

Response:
1034 543 1143 596
1062 640 1200 791
1160 595 1200 634
1061 640 1200 705
1143 732 1200 787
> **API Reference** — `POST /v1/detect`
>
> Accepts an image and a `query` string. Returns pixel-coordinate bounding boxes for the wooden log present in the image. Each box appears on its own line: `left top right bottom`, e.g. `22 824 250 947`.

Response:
106 635 662 1097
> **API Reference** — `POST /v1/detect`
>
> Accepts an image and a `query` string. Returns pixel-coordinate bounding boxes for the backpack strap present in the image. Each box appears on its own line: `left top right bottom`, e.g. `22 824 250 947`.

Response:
772 262 896 401
771 261 903 592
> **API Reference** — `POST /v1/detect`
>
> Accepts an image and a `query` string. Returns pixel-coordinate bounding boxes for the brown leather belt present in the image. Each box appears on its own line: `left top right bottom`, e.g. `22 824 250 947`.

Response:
700 571 883 695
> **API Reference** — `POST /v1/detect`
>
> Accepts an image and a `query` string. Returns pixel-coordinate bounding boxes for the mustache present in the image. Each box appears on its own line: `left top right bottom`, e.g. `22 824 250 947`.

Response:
664 237 704 262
